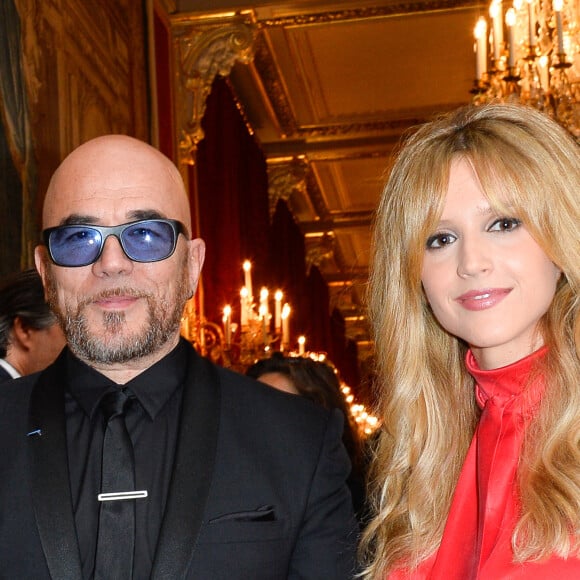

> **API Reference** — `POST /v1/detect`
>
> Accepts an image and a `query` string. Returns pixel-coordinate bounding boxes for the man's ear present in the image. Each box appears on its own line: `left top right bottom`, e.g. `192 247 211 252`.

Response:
187 238 206 297
11 317 34 351
34 246 48 292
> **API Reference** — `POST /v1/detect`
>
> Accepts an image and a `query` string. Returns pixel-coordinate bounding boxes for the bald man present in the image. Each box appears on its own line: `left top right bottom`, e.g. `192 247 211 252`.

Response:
0 136 357 579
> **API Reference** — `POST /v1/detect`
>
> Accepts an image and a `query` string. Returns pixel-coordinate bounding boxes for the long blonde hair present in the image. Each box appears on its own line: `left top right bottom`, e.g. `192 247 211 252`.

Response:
361 103 580 577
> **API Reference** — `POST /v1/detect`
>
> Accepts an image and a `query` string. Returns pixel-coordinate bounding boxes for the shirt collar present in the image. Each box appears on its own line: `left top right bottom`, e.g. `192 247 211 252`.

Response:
66 339 190 420
0 358 20 379
466 346 547 410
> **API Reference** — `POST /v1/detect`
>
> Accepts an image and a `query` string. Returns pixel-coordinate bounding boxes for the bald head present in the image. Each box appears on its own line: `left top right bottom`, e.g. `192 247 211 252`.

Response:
43 135 192 234
35 134 205 381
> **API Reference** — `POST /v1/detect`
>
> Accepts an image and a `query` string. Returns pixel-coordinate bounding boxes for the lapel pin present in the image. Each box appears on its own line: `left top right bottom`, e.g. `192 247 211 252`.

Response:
27 429 42 437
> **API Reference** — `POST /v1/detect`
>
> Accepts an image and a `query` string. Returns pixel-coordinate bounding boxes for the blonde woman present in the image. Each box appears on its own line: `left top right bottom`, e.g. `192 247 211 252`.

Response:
361 103 580 578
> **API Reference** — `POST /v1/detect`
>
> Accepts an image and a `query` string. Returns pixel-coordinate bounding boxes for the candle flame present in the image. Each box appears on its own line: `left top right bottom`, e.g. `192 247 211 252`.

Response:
489 0 501 19
505 7 516 26
474 16 487 39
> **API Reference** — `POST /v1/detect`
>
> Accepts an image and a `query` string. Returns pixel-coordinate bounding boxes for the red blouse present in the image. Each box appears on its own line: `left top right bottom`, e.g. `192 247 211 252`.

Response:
389 347 580 579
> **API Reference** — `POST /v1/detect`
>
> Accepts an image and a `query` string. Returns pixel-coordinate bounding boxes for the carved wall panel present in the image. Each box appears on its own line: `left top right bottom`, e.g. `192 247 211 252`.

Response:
10 0 149 266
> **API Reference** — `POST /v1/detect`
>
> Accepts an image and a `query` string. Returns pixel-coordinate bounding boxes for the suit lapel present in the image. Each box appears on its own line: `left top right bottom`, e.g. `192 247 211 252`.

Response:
28 353 83 579
151 348 221 579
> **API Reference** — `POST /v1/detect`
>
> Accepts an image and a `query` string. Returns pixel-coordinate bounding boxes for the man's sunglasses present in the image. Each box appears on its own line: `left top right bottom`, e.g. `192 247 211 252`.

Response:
42 219 188 267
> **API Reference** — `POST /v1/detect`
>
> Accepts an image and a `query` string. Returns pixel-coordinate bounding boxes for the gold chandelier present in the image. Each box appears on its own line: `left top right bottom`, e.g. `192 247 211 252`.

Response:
180 260 379 437
471 0 579 139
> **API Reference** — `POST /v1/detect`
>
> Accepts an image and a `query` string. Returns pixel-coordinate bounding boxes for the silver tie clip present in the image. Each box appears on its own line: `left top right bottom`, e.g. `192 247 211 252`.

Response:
98 490 148 501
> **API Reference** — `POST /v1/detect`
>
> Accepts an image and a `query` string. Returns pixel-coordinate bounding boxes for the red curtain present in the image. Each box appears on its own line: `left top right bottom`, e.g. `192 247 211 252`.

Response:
191 77 361 395
267 198 307 347
195 77 270 325
267 199 361 390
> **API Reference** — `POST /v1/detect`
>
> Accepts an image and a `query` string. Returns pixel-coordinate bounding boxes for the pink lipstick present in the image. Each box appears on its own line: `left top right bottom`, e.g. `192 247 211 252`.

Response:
456 288 511 311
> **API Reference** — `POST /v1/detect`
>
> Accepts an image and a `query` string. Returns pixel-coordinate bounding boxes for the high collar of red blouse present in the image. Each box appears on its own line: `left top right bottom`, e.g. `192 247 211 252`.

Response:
466 346 548 412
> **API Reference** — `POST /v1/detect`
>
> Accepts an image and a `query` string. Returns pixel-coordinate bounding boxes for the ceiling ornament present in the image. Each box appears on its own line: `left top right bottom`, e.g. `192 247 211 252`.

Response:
172 13 257 164
471 0 579 140
305 233 336 275
266 157 309 219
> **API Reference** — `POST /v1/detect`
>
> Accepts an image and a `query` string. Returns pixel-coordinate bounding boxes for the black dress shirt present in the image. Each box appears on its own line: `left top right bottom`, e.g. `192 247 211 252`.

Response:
64 340 188 580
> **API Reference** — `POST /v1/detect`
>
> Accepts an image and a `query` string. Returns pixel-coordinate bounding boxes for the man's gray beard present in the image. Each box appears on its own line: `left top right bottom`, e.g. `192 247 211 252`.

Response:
44 262 190 365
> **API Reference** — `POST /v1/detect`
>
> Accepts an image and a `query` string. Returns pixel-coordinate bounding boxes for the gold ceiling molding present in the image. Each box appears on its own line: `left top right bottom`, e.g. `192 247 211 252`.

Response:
301 211 376 234
305 166 332 221
251 32 297 138
266 157 309 218
251 31 427 141
294 117 432 139
257 0 483 27
250 29 441 143
169 5 443 160
172 13 257 164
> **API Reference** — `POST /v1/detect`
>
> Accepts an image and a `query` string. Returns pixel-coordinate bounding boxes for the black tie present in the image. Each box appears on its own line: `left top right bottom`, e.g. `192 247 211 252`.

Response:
95 388 136 580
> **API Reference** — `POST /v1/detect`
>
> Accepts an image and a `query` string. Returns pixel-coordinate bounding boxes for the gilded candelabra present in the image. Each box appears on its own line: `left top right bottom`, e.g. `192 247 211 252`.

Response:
471 0 579 140
180 261 380 437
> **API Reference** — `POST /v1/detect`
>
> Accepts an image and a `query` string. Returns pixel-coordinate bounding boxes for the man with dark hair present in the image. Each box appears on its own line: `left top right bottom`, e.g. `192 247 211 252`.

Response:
0 268 65 381
0 135 357 579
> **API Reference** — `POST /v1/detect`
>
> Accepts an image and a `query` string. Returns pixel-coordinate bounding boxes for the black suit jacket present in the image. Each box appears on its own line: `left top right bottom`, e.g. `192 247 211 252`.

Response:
0 344 358 579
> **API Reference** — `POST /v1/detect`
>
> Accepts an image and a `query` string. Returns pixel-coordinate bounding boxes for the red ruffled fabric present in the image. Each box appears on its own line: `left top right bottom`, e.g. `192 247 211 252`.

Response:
389 347 580 579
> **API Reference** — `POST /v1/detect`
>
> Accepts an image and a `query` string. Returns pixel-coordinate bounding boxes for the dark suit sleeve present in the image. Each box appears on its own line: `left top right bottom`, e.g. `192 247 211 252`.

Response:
288 408 359 579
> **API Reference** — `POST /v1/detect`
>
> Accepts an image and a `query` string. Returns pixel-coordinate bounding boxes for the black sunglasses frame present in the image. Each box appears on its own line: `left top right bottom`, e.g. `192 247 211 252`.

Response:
42 219 188 267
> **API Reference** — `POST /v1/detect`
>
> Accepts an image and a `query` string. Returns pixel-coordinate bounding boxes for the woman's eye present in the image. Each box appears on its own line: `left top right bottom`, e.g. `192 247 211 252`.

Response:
488 217 521 232
426 232 457 249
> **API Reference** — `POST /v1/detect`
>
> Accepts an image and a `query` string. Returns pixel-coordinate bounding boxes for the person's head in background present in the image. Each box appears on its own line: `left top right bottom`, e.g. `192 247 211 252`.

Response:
246 352 300 395
0 268 66 378
247 352 347 409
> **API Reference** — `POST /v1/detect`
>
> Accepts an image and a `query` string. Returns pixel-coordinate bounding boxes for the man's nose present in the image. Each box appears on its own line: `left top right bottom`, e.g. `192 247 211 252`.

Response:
92 235 134 276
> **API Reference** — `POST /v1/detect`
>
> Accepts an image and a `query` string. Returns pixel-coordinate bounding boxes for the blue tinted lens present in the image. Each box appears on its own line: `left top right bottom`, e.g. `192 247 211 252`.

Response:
48 226 103 266
121 221 176 261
